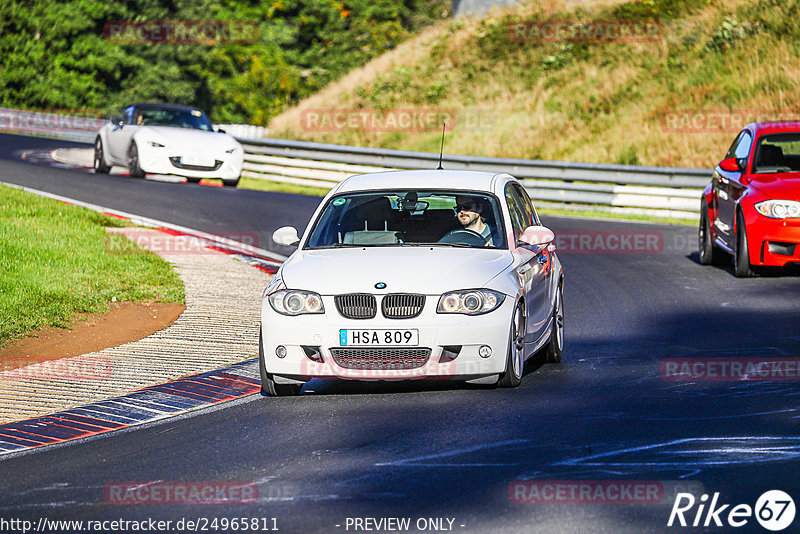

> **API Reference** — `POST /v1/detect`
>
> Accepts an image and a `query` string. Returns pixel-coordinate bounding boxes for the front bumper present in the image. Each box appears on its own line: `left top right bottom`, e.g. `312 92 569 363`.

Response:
260 295 515 381
137 144 243 179
742 204 800 267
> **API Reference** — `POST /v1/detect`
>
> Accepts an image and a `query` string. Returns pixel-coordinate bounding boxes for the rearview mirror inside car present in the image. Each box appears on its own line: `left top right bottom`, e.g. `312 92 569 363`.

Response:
398 199 429 212
519 225 555 247
273 226 300 247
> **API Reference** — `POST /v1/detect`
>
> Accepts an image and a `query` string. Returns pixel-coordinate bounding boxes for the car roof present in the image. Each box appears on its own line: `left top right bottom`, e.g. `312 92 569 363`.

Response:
334 170 510 194
747 121 800 135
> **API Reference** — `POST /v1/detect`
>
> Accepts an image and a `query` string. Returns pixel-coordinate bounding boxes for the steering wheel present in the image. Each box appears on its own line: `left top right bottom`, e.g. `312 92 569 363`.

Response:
438 229 486 247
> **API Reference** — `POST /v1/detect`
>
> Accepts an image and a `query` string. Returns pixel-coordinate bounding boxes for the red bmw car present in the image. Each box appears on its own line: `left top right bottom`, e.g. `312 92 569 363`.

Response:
700 121 800 276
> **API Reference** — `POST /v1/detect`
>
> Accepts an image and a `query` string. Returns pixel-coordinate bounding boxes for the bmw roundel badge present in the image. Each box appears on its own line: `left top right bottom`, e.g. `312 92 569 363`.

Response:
375 282 387 289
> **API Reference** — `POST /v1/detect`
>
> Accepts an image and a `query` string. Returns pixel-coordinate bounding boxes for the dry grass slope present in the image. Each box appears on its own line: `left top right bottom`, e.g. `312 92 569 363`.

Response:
269 0 800 169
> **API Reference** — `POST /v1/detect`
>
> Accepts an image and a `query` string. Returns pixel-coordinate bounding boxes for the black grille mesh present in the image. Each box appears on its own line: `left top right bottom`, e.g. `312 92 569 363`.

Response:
335 294 377 319
330 348 431 370
381 294 425 319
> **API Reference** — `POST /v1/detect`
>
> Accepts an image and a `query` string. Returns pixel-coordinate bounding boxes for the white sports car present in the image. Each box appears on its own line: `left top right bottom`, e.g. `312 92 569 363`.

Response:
93 103 243 186
260 169 564 395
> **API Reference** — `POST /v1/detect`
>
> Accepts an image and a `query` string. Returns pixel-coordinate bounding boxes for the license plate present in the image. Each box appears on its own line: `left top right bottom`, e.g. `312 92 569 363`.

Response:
180 155 214 167
339 329 419 346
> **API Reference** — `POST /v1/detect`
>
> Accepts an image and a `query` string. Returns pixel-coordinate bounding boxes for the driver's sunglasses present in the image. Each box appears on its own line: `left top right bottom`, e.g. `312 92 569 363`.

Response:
454 202 477 213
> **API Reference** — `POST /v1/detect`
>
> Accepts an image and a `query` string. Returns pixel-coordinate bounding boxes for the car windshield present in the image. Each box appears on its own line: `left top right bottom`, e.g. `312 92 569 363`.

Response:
753 133 800 174
305 190 507 249
134 107 213 131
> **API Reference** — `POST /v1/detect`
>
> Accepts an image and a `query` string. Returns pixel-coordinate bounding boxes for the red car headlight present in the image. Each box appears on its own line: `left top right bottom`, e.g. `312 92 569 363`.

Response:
755 200 800 219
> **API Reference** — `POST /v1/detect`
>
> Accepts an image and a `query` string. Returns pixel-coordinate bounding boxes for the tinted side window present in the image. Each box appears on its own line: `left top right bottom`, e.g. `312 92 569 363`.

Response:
512 183 539 227
504 184 527 243
734 132 752 160
724 132 744 159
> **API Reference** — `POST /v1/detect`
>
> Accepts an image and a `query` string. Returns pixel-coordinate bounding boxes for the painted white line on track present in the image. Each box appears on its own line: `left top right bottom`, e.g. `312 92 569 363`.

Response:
0 179 287 262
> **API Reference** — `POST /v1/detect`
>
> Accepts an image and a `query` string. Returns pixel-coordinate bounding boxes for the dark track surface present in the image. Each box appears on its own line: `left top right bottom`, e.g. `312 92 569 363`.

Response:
0 133 318 257
2 133 800 533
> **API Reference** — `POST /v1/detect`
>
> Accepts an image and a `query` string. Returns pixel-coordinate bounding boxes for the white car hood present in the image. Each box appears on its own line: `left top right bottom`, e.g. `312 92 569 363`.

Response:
136 126 238 152
280 247 513 295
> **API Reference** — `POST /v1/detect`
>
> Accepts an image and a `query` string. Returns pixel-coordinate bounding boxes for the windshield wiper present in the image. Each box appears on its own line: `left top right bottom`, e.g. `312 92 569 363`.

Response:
404 242 476 248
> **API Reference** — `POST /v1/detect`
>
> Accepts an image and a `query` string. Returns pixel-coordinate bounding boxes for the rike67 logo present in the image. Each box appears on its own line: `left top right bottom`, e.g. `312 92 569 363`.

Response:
668 490 796 531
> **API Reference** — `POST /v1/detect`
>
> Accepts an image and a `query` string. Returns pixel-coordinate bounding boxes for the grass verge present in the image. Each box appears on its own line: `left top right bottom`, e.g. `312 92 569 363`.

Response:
0 185 185 349
238 176 331 197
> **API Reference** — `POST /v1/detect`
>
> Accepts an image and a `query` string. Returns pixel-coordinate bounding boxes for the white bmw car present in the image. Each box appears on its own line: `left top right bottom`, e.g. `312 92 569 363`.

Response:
93 103 243 186
259 170 564 395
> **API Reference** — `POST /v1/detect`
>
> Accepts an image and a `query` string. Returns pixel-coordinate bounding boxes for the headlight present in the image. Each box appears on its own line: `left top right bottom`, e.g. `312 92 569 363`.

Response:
437 289 505 315
268 290 325 316
147 140 165 148
755 200 800 219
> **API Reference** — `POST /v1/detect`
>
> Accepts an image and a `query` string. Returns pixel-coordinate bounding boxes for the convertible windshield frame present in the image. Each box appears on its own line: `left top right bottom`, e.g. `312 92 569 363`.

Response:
133 106 214 131
303 189 508 251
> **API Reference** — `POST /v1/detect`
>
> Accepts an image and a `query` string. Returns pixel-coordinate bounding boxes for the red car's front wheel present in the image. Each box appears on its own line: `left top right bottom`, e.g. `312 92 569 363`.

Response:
734 211 756 277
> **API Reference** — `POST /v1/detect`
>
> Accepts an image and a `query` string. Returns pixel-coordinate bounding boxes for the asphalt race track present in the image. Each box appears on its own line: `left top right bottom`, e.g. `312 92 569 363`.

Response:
1 132 800 533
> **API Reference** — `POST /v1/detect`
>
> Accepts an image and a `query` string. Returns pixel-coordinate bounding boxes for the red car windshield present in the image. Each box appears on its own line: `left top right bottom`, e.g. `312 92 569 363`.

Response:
753 133 800 173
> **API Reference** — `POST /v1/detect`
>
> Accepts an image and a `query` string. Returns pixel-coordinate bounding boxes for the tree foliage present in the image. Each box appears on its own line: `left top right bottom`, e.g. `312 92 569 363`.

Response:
0 0 450 124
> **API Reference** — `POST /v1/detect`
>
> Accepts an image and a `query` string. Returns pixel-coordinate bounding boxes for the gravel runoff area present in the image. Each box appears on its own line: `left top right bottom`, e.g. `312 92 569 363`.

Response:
0 227 270 424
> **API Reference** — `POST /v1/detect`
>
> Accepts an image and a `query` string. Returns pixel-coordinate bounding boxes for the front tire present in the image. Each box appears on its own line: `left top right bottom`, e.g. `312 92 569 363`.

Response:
498 303 525 388
544 283 564 363
699 203 726 266
93 137 110 174
259 327 303 397
128 143 145 178
734 211 756 278
222 177 240 187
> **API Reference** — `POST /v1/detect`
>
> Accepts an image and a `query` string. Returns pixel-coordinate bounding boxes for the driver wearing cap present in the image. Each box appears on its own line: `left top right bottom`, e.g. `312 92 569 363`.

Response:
454 195 493 246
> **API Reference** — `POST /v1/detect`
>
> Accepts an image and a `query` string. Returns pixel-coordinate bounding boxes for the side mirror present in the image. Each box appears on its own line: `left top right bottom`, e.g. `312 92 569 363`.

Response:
111 117 124 129
273 226 300 247
216 128 226 134
519 225 555 247
719 157 742 173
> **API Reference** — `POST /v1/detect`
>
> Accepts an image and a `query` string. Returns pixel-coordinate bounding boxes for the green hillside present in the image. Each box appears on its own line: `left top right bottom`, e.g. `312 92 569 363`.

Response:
269 0 800 168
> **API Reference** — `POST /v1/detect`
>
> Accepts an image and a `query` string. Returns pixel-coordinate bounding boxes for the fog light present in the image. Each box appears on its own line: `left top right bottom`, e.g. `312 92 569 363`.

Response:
275 345 287 358
479 345 492 358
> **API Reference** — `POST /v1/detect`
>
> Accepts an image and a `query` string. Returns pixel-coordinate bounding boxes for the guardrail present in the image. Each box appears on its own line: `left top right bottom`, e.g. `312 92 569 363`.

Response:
239 137 710 220
0 107 710 220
